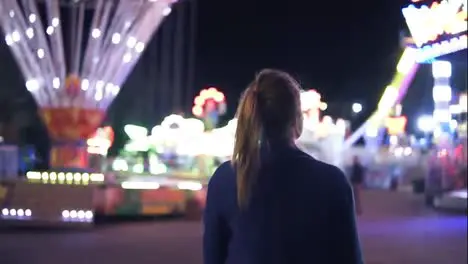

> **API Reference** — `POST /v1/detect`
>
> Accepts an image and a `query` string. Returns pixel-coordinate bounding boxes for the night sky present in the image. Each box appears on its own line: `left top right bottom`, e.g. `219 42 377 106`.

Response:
0 0 467 143
193 0 466 130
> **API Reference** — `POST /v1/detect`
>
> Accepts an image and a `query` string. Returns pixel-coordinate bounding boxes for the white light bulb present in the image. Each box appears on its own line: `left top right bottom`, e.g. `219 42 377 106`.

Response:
29 14 37 23
37 48 45 59
46 26 54 35
126 37 137 48
62 210 70 218
96 80 105 90
112 33 121 44
91 28 101 38
26 28 34 39
85 211 93 219
17 209 24 216
70 210 77 218
53 77 60 89
105 83 114 92
81 79 89 90
112 85 120 95
26 79 39 91
9 10 15 18
135 42 145 53
163 7 172 16
78 210 85 219
51 18 60 27
11 31 20 42
5 35 13 46
95 90 103 101
25 209 31 217
123 53 132 63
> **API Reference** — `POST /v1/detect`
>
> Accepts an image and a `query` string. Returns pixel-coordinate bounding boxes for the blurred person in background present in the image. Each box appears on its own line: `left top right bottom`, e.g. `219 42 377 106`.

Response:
350 156 365 215
203 69 363 264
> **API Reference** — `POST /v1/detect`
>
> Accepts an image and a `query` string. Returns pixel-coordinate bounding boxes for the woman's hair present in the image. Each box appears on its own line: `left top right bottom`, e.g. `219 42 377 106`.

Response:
232 69 303 208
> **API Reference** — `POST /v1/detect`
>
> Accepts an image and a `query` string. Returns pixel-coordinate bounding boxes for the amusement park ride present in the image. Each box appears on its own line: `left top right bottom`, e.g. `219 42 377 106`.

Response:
0 0 466 224
344 0 467 209
345 0 467 149
0 0 189 224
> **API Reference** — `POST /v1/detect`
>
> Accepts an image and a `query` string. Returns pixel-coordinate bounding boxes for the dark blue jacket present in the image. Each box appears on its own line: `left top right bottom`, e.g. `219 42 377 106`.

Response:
203 144 363 264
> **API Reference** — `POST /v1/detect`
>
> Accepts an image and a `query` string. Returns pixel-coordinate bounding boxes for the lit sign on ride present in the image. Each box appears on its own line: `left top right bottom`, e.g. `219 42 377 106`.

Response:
402 0 467 62
385 116 408 135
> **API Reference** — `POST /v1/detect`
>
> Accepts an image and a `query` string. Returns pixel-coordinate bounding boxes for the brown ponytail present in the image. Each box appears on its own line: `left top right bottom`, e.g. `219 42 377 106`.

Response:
232 69 302 209
232 86 262 209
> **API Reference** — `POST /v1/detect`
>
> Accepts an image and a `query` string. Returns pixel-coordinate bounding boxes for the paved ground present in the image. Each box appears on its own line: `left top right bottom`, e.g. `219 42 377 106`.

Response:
0 190 466 264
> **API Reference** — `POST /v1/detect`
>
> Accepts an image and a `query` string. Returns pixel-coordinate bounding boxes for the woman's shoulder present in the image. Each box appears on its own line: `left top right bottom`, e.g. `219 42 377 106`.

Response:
208 161 235 187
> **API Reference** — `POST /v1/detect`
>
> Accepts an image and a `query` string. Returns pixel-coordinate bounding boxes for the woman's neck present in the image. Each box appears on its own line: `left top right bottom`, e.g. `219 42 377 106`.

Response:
264 136 296 148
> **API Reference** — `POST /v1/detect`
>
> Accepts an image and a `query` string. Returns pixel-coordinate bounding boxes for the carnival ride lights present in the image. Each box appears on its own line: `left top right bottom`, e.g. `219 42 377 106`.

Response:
25 171 104 184
61 209 94 222
300 89 328 127
459 93 467 112
402 0 467 62
152 114 206 156
345 0 467 149
115 116 207 175
192 87 227 130
120 179 203 191
418 115 436 132
297 116 348 168
0 0 176 168
87 126 114 156
114 124 155 173
1 208 32 220
117 115 237 178
296 90 348 167
124 124 150 152
152 115 235 169
432 61 453 128
344 46 420 148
